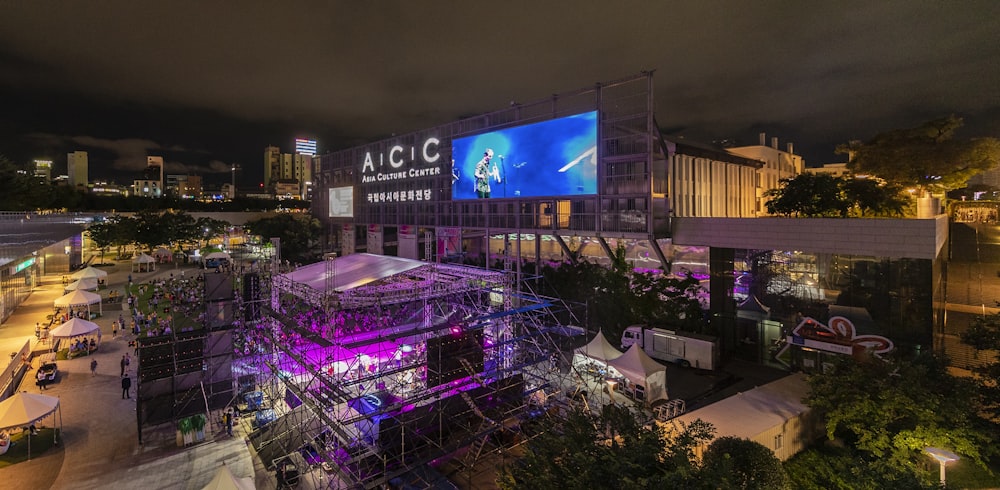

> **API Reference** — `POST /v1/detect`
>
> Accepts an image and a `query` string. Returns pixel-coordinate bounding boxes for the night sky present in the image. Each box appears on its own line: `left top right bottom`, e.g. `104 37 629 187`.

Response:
1 1 998 187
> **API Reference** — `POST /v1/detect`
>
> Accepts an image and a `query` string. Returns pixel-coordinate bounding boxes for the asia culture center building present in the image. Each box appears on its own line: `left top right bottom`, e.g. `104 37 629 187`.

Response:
313 72 949 371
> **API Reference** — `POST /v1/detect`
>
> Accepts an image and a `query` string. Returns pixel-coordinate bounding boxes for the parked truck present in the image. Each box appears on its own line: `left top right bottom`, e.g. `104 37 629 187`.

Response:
620 325 719 370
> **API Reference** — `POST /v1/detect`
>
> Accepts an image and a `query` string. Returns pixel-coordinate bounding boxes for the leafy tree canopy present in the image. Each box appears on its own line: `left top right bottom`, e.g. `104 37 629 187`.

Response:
243 213 323 264
497 404 714 490
700 436 790 490
838 115 1000 194
960 311 1000 424
804 354 993 478
764 173 908 218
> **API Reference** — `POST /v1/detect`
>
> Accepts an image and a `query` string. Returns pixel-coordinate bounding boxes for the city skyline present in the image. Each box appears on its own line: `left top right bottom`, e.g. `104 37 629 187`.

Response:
1 2 998 186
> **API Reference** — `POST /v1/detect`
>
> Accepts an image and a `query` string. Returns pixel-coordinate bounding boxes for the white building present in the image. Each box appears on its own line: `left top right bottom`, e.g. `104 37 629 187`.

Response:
727 134 805 215
662 373 821 461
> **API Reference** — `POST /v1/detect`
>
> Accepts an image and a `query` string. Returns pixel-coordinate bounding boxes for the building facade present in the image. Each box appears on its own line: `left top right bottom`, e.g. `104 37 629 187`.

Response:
265 146 312 199
67 151 88 189
311 73 948 369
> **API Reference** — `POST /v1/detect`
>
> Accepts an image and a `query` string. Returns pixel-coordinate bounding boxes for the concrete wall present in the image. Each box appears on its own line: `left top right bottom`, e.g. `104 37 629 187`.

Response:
672 215 948 260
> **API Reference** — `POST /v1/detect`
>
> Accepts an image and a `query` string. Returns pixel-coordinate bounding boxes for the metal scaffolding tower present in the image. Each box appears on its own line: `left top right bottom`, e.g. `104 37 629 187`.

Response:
236 254 586 488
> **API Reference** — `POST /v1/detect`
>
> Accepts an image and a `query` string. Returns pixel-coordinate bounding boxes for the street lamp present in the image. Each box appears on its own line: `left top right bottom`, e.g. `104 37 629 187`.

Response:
925 447 959 487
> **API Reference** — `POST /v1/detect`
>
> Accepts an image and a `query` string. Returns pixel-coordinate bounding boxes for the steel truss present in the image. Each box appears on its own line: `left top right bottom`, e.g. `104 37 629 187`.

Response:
239 258 585 488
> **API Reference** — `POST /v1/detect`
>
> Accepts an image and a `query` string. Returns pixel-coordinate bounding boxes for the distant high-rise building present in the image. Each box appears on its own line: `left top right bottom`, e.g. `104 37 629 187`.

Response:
33 159 53 182
166 174 203 198
295 138 317 156
264 145 311 199
67 151 88 189
133 156 165 198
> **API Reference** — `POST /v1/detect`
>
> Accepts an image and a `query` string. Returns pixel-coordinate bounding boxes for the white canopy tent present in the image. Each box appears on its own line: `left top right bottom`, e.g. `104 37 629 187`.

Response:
0 392 63 460
201 463 256 490
205 251 231 260
53 289 103 315
64 277 99 292
132 253 156 272
573 331 624 364
49 317 101 339
70 266 108 281
606 344 668 404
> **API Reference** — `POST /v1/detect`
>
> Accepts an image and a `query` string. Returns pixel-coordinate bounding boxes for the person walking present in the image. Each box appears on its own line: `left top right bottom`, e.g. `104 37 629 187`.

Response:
90 358 98 376
120 355 126 377
125 353 131 373
121 374 131 399
224 409 233 436
111 321 118 339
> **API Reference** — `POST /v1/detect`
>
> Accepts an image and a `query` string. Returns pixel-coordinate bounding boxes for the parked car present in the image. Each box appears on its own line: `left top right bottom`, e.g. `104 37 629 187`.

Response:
36 361 58 386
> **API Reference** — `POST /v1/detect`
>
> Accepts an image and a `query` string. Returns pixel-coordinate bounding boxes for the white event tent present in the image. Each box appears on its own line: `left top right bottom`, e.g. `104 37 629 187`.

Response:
0 392 63 460
49 317 101 339
53 289 103 315
64 277 100 292
606 344 668 404
70 266 108 281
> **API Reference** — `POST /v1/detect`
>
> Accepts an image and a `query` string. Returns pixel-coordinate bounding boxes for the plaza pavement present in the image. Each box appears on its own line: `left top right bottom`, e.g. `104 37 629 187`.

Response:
0 259 276 490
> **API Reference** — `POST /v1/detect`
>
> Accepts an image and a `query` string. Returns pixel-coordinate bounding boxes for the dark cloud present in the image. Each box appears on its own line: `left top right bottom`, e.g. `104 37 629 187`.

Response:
0 1 998 185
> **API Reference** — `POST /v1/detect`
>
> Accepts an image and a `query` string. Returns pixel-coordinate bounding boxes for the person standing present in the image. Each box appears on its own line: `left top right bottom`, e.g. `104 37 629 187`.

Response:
474 148 501 198
90 358 98 376
125 353 131 373
120 355 126 377
224 409 233 436
121 374 131 399
111 321 118 339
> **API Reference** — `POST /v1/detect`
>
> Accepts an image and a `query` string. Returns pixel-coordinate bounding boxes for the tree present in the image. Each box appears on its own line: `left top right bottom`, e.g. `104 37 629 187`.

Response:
700 436 789 489
804 354 993 481
243 213 323 263
838 115 1000 195
86 220 115 264
497 404 714 490
764 173 908 218
960 311 1000 424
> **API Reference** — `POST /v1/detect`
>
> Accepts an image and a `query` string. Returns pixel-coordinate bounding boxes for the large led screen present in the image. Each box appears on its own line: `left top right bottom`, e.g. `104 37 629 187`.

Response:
451 111 597 200
328 186 354 218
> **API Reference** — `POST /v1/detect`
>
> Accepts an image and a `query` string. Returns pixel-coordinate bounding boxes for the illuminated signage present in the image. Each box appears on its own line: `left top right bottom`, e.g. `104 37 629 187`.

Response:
328 186 354 218
295 138 317 156
451 111 598 200
12 257 35 274
359 137 442 183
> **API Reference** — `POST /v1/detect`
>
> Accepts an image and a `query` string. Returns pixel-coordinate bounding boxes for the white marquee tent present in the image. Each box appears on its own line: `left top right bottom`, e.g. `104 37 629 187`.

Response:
0 392 63 460
606 344 668 404
70 266 108 281
573 331 623 364
49 317 101 339
64 277 99 292
201 463 256 490
132 253 156 272
53 289 102 315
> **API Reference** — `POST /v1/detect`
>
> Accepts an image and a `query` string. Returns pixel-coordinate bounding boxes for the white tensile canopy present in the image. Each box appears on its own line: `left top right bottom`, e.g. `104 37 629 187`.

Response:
53 289 103 315
205 251 231 260
49 317 101 338
152 247 172 258
70 266 108 281
573 331 624 363
132 253 156 272
281 253 425 293
0 392 63 460
201 463 256 490
65 277 99 292
606 344 669 404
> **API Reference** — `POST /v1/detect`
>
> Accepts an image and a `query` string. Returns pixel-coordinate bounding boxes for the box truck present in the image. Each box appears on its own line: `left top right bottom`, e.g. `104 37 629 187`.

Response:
620 325 719 370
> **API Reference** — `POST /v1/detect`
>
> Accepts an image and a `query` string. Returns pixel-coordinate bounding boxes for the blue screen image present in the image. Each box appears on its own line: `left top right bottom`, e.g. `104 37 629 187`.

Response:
451 111 597 200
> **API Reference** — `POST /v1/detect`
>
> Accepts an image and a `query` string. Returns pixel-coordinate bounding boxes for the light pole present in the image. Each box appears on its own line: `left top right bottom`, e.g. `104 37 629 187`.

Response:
925 447 959 487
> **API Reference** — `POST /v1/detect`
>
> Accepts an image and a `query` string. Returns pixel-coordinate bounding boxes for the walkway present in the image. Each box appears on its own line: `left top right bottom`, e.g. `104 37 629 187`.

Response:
0 259 272 489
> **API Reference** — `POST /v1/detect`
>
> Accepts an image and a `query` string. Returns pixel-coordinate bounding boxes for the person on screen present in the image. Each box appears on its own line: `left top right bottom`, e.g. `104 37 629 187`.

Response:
474 148 501 198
